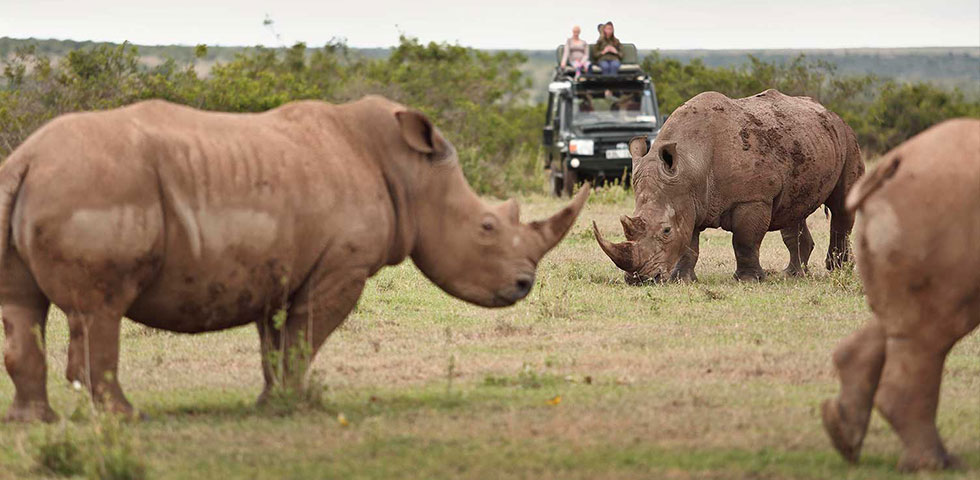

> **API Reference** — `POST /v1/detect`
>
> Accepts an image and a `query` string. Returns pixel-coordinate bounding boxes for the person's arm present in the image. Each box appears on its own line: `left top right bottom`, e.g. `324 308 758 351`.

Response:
583 42 590 63
560 39 570 67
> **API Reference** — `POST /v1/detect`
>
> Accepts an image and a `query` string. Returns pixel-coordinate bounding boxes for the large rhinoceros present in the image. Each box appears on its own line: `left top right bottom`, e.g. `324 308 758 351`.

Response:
594 89 864 283
822 118 979 472
0 97 590 422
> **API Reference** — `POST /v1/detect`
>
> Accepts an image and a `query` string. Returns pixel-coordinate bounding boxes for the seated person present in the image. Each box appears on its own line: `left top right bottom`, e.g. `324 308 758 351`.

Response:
594 21 622 75
559 25 590 78
611 92 641 112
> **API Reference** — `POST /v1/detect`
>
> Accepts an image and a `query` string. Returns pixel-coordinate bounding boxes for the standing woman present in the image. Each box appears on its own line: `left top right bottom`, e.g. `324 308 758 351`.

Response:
594 21 622 75
560 25 590 78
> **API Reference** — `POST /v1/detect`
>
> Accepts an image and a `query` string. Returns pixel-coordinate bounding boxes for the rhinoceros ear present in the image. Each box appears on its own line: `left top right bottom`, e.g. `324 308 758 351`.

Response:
658 141 678 174
395 109 447 158
628 136 649 160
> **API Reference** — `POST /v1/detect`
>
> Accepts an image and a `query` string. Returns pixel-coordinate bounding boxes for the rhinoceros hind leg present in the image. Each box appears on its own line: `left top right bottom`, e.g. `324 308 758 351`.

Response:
780 221 814 277
2 253 56 423
822 321 886 463
730 202 770 282
256 267 368 405
875 335 955 472
825 182 855 271
65 312 135 417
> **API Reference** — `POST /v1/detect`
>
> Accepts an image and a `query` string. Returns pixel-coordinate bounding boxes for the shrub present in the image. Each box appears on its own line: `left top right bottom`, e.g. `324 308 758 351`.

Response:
642 52 980 155
34 427 85 477
2 38 978 197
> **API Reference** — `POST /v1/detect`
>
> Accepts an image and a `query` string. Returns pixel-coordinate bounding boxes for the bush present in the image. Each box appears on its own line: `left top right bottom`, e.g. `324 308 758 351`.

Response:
34 427 85 477
2 38 978 197
0 36 547 196
642 52 980 155
33 416 149 480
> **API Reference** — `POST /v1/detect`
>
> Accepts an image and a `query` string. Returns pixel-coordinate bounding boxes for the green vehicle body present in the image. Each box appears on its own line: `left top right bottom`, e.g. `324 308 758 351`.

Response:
542 43 665 196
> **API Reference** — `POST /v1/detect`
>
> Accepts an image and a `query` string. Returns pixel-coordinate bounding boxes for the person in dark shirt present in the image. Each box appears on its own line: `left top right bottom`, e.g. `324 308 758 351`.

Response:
594 21 622 75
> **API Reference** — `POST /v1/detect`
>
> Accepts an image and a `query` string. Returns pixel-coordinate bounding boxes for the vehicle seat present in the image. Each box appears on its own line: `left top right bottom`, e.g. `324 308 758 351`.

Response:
555 44 642 75
618 44 642 73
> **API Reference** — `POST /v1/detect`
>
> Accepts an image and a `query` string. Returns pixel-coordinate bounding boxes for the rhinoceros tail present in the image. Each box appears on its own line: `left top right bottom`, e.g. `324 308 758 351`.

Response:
0 151 31 266
845 155 901 214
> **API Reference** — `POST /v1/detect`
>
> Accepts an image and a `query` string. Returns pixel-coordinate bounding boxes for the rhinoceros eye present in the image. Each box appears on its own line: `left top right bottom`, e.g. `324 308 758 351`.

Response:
663 226 672 235
481 215 498 232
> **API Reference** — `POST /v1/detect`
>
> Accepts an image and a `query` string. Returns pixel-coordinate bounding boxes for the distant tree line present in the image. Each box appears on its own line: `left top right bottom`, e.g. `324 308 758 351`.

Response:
2 38 978 195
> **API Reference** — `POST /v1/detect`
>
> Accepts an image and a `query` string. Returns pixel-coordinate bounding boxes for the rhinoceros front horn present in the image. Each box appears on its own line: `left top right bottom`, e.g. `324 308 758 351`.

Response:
528 185 591 258
593 220 638 272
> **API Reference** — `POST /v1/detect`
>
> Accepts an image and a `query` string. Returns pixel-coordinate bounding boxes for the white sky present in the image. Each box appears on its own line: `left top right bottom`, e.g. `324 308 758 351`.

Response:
2 0 979 50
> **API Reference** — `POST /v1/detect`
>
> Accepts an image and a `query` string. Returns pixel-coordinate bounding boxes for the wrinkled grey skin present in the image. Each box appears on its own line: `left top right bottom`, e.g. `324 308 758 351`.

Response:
822 118 979 472
595 89 864 284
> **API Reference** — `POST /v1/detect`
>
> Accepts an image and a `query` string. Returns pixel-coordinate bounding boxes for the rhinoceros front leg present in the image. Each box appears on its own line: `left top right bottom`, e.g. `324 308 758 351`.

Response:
730 202 770 282
821 320 885 463
1 253 56 423
669 230 700 282
255 267 368 405
780 220 814 277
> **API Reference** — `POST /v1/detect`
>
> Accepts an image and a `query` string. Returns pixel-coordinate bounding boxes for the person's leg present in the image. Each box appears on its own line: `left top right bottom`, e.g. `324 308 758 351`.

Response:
610 60 621 74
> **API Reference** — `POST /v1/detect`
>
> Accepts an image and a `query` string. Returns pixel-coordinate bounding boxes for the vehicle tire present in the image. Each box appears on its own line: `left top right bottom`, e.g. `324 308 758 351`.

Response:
549 169 564 197
562 164 578 197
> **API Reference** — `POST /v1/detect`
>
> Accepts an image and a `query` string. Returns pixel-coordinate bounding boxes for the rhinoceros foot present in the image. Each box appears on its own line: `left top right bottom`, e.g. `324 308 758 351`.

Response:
782 263 809 277
820 398 862 464
669 268 698 283
3 401 59 423
898 449 962 473
733 268 766 282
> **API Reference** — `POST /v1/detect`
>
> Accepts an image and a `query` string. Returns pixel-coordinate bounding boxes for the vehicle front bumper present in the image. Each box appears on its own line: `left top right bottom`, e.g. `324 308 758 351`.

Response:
566 155 631 178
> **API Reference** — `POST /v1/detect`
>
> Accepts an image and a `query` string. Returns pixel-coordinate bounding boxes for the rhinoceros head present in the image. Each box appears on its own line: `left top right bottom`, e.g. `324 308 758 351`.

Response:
594 136 697 284
395 109 589 307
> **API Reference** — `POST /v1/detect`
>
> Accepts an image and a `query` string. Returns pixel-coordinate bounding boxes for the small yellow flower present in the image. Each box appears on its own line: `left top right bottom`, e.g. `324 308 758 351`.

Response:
337 413 349 427
547 395 562 406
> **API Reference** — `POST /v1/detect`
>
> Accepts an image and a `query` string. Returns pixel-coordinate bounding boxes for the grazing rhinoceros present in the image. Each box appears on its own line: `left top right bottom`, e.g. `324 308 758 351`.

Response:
0 97 590 422
822 118 979 472
593 89 864 283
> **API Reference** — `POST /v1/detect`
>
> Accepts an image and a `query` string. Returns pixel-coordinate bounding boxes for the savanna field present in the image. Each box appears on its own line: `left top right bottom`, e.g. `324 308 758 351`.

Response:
0 186 977 479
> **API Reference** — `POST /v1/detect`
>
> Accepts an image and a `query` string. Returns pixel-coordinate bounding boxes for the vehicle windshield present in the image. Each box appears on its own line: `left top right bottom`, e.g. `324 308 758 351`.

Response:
572 87 656 125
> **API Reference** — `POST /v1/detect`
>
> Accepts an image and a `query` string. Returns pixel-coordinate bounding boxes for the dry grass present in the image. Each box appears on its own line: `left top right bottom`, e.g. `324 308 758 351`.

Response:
0 190 977 479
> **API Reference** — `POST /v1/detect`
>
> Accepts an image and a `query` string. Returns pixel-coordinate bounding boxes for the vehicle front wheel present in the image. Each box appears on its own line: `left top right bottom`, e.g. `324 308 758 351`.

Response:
549 170 564 197
562 164 578 197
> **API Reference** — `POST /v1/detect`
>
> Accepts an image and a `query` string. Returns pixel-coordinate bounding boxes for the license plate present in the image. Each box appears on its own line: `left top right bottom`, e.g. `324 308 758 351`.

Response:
605 149 630 159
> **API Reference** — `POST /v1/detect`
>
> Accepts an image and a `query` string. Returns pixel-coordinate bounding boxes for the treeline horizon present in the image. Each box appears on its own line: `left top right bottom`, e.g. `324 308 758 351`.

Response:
2 36 978 196
3 36 978 92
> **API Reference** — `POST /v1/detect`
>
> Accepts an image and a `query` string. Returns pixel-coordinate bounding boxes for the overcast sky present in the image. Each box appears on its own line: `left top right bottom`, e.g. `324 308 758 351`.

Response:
2 0 979 50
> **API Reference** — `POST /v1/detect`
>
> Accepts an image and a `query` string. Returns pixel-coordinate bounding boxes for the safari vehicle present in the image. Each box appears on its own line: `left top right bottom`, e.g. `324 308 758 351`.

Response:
542 43 664 196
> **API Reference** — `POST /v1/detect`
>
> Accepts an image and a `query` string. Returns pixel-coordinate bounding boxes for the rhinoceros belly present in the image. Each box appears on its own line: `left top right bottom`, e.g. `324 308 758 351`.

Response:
125 207 307 333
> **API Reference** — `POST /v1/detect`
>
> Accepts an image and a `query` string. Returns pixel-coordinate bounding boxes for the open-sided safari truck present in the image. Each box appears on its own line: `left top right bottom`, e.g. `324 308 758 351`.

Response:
542 43 664 196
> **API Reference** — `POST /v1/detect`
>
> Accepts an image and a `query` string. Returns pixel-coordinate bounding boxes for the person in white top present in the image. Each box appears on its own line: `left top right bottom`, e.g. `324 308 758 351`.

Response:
560 25 590 78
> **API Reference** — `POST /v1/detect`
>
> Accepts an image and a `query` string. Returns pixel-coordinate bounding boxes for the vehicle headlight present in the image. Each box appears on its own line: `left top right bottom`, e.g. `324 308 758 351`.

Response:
568 139 594 156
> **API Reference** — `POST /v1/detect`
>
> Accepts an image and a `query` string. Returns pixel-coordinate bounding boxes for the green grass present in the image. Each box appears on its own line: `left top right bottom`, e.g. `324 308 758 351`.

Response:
1 192 977 479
